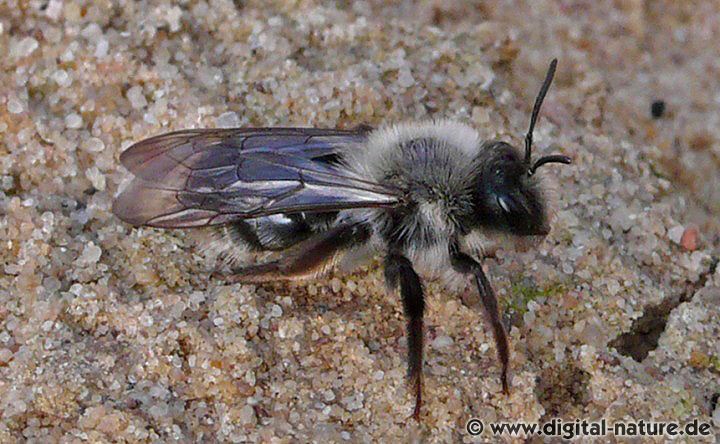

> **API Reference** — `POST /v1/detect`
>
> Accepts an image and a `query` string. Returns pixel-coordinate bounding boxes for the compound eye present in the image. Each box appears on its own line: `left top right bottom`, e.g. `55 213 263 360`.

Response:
501 153 515 163
497 195 512 214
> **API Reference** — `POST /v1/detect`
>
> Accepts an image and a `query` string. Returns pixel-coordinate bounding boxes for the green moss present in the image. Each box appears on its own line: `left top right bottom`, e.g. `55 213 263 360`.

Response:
648 161 670 181
710 354 720 373
506 282 567 315
672 391 695 418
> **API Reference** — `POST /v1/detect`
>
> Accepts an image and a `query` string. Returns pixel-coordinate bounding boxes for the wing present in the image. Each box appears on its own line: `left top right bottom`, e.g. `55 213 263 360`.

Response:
112 127 403 228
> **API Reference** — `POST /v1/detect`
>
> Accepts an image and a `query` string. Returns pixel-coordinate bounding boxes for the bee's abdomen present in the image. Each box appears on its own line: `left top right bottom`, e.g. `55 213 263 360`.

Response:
216 211 338 252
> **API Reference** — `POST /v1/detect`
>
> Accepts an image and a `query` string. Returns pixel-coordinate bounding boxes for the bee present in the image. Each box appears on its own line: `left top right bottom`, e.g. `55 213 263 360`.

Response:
113 59 571 420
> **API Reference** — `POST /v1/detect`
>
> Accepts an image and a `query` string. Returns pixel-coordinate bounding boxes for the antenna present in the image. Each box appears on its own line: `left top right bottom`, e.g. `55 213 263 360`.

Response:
524 59 572 175
525 59 557 164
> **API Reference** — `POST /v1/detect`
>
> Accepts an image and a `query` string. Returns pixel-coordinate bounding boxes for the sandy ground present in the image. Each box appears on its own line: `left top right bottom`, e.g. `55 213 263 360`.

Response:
1 0 719 442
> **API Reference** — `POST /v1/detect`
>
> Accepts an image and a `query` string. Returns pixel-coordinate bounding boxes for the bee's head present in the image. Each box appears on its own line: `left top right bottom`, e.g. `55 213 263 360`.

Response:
471 59 571 237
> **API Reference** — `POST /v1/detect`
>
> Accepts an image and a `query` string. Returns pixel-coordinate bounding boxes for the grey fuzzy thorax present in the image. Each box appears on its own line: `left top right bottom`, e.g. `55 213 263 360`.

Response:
344 121 481 254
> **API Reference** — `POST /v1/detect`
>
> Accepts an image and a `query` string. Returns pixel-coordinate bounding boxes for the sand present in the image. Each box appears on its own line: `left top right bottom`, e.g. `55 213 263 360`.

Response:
1 0 718 442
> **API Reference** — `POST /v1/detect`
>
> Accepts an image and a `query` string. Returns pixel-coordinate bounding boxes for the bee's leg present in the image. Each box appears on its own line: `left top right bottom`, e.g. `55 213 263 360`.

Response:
216 223 371 283
384 252 425 421
449 244 510 395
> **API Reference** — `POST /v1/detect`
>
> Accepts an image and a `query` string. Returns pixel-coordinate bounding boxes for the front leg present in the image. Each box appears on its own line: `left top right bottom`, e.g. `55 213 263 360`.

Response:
449 244 510 395
384 252 425 420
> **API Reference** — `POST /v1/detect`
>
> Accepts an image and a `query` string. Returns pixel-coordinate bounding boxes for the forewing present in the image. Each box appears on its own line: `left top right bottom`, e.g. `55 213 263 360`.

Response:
113 127 401 228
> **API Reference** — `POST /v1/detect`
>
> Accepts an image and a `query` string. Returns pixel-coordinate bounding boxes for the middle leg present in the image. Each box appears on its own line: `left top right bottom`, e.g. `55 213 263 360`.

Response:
384 252 425 420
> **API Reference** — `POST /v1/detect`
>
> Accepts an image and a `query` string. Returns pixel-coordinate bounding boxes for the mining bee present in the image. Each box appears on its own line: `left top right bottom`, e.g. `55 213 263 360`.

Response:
113 59 571 419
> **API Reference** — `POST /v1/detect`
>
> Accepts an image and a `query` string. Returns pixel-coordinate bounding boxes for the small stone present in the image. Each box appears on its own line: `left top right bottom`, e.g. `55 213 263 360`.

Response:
11 37 38 58
52 69 72 87
431 335 454 349
95 39 109 58
239 404 256 425
0 175 13 190
165 6 183 32
140 314 154 327
65 113 83 129
86 167 106 191
81 137 105 153
0 348 12 364
688 350 710 369
341 393 363 411
7 98 23 114
680 227 698 251
330 278 342 293
81 23 102 39
269 304 283 318
198 66 223 89
97 412 123 434
668 225 684 244
397 68 415 88
609 207 633 232
215 111 241 128
126 86 148 109
148 404 168 419
45 0 63 20
650 100 665 119
78 242 102 266
606 279 621 296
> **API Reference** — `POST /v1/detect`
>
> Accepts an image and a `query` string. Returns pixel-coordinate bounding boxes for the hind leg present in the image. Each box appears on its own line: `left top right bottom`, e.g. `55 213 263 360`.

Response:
215 222 372 283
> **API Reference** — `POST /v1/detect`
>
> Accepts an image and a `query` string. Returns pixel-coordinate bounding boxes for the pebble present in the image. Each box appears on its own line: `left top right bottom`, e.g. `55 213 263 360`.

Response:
77 242 102 266
341 393 364 411
680 227 699 251
668 225 685 244
215 111 241 128
609 207 634 232
65 113 83 129
11 37 38 58
45 0 63 20
81 137 106 153
7 97 24 114
431 335 454 349
0 348 13 364
52 69 72 87
126 86 148 109
397 68 415 88
269 304 283 317
165 6 184 32
95 39 109 58
239 405 256 425
86 167 106 191
330 278 342 293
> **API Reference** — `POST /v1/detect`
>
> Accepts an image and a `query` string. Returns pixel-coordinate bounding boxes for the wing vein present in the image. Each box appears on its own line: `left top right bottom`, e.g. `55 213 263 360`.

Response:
113 127 403 228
